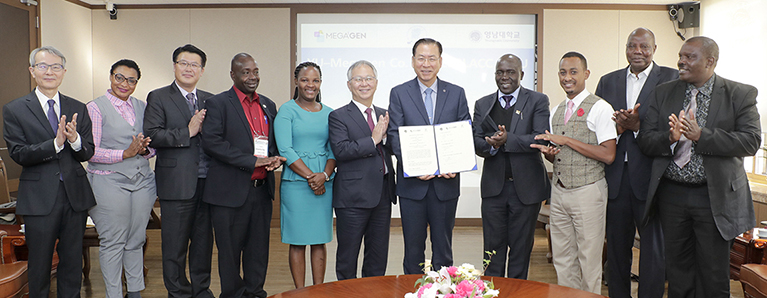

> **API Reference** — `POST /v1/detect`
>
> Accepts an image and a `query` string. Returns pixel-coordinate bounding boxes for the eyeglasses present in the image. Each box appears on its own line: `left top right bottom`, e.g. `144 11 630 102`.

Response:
33 63 64 72
350 76 377 84
626 44 652 52
176 60 203 69
415 57 439 64
113 73 138 86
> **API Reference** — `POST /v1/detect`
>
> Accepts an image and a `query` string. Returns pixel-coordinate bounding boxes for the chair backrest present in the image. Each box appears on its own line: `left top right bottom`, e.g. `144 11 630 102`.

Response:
0 157 11 205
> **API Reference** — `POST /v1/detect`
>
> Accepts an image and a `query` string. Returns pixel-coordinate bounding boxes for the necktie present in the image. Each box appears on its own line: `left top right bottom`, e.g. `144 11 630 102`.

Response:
365 108 386 172
47 99 58 133
674 89 699 168
424 88 434 124
564 100 575 124
502 95 514 110
186 93 197 114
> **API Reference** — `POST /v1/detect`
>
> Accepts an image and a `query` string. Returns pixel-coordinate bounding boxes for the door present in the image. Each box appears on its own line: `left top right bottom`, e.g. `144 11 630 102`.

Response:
0 0 39 190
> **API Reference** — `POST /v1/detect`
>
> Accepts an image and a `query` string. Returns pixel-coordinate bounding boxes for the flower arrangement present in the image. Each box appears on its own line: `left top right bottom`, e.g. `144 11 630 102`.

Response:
404 259 500 298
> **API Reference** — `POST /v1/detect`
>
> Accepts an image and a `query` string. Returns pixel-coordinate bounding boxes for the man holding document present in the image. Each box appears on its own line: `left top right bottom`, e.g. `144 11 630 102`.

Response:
388 38 472 274
472 54 551 279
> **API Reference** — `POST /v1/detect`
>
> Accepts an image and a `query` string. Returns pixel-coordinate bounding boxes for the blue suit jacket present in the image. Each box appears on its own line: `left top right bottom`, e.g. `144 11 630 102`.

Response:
388 78 471 201
328 101 396 208
201 87 278 207
472 87 551 203
595 62 678 201
637 75 760 240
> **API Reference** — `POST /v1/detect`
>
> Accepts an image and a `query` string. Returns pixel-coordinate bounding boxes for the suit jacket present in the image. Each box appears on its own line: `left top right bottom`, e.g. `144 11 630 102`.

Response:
637 75 761 240
144 82 213 201
201 87 278 208
472 87 551 203
595 62 679 201
328 101 396 208
2 91 96 215
388 78 471 201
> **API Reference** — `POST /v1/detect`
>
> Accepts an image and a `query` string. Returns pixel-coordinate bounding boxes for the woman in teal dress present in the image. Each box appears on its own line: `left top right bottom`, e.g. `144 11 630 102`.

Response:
275 61 336 289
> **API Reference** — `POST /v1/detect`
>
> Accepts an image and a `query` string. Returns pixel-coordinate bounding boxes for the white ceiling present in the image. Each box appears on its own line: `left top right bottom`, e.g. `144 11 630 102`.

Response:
77 0 675 6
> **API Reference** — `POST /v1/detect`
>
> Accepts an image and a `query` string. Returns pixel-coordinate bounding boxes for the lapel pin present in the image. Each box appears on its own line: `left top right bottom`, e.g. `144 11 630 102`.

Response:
516 110 520 114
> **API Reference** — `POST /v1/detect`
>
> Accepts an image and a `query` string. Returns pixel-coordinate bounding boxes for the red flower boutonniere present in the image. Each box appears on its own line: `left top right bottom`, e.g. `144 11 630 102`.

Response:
577 108 585 117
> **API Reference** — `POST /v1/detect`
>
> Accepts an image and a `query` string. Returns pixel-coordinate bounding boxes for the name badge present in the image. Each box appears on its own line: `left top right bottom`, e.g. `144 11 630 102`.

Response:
254 135 269 158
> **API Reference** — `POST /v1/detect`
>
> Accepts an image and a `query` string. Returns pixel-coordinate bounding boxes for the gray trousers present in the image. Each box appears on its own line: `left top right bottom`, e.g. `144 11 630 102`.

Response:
88 171 157 298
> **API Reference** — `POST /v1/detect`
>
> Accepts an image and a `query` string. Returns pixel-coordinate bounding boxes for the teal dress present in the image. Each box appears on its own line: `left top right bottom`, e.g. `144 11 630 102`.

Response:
274 100 335 245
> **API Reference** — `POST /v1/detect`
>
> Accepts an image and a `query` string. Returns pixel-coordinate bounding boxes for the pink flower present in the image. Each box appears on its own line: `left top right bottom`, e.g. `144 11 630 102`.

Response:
443 294 459 298
473 280 486 292
577 108 584 117
447 266 459 277
455 280 475 297
417 283 433 298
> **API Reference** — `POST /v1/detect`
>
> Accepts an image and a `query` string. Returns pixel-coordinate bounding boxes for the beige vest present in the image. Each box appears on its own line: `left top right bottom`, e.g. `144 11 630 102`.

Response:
551 94 605 189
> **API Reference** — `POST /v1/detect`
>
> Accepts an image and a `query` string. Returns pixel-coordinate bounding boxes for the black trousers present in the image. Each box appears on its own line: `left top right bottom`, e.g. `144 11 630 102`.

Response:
335 177 392 280
24 182 87 298
210 183 272 298
481 179 540 279
606 166 665 298
160 178 214 298
658 179 732 298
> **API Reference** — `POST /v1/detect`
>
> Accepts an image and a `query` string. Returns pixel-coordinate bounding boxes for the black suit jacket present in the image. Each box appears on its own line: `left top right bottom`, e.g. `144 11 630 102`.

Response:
328 101 396 208
595 62 678 201
472 87 550 203
201 88 278 207
2 91 96 215
388 78 471 201
637 75 761 240
144 82 214 201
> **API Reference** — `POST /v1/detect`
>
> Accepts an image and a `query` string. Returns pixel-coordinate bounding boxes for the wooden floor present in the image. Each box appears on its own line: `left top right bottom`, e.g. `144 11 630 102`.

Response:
52 226 745 298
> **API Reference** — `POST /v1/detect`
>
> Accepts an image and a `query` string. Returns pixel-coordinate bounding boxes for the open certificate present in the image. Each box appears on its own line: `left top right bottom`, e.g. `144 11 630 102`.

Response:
398 120 478 177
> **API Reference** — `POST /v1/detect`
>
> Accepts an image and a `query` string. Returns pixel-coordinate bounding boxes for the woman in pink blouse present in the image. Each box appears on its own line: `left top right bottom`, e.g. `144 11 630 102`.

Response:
86 59 157 298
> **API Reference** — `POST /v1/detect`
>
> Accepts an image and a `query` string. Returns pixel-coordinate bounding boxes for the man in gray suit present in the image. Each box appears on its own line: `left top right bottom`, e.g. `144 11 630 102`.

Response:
144 44 215 298
3 46 95 298
388 38 471 274
637 36 761 298
329 60 396 280
472 54 550 279
595 28 677 298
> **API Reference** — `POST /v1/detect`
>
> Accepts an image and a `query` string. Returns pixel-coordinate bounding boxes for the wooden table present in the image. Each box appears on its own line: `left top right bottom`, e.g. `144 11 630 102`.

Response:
731 228 767 280
268 275 606 298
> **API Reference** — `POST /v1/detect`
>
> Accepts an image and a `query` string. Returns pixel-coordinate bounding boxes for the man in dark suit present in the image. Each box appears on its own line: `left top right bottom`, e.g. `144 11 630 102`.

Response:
388 38 471 274
329 60 396 280
594 28 678 298
472 54 550 279
144 44 215 298
637 36 760 298
201 53 285 298
3 46 95 298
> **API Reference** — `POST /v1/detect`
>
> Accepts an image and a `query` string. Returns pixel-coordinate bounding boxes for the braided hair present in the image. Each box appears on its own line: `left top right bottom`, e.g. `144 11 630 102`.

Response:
293 61 322 102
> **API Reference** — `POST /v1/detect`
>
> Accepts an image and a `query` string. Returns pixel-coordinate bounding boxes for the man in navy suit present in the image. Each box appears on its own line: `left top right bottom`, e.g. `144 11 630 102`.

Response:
472 54 550 279
329 60 396 280
638 36 760 298
144 44 216 298
388 38 471 274
201 53 285 298
3 46 95 298
595 28 678 298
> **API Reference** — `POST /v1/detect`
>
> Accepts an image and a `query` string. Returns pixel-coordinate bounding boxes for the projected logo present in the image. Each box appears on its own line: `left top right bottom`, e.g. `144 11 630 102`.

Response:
483 31 521 42
314 30 325 42
469 31 482 42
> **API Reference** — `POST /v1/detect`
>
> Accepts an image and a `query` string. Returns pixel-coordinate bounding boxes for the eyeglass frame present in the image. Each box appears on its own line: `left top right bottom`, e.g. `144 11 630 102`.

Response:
112 73 139 86
33 63 65 73
349 76 377 84
175 60 203 70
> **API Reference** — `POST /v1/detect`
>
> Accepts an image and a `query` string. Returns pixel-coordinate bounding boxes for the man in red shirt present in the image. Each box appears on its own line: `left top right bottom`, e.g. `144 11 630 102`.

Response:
201 53 285 298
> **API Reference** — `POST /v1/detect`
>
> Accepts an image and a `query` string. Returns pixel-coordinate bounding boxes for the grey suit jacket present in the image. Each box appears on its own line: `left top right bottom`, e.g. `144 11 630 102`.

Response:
388 78 471 201
3 91 96 215
328 101 396 208
472 87 550 203
144 82 213 201
595 62 678 201
637 75 761 240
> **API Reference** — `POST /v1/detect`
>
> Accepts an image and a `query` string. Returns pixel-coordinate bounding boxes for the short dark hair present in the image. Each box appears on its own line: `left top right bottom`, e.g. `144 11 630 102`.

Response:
412 38 442 56
561 51 587 70
231 52 253 70
686 36 719 64
293 61 322 102
173 44 207 67
110 59 141 80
